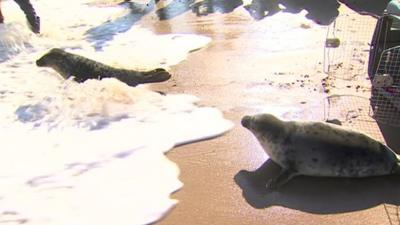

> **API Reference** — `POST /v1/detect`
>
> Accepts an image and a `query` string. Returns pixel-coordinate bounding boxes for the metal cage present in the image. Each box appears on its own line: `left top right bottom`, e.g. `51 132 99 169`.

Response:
370 46 400 125
324 13 377 80
369 14 400 126
324 94 385 142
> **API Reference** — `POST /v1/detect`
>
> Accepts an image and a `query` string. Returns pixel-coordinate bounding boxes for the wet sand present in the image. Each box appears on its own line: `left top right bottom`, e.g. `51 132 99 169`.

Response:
135 1 400 224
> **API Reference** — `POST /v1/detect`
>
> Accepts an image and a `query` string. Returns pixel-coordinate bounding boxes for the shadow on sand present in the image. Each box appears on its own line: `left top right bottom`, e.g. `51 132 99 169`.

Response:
244 0 340 25
156 0 338 24
85 0 392 48
243 0 391 24
156 0 391 24
85 1 155 50
339 0 391 17
156 0 243 20
234 159 400 213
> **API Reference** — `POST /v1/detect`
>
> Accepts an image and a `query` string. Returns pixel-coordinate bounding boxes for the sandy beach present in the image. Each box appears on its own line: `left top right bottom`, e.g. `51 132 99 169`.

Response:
143 1 400 224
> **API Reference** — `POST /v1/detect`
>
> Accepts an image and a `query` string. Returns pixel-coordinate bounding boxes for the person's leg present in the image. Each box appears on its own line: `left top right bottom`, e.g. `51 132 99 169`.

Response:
14 0 40 33
0 0 4 24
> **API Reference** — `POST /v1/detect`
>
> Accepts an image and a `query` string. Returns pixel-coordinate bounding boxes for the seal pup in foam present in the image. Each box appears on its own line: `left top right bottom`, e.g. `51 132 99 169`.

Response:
36 48 171 87
241 113 400 189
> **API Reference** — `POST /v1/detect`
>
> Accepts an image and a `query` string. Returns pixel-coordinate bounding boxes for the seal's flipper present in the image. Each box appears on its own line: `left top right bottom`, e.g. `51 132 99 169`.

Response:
114 68 170 86
111 69 168 87
325 119 342 126
139 68 171 84
267 168 298 189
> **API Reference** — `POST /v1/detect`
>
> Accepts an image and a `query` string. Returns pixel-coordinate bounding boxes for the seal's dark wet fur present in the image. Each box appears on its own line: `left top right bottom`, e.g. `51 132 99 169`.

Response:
36 48 171 87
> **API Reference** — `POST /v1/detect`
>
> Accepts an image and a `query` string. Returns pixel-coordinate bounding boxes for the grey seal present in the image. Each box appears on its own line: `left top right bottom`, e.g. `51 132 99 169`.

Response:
241 113 400 189
36 48 171 87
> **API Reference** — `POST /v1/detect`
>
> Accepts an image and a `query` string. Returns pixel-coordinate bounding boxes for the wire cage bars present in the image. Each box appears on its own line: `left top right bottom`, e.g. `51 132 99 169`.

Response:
370 46 400 126
324 12 377 81
324 94 385 142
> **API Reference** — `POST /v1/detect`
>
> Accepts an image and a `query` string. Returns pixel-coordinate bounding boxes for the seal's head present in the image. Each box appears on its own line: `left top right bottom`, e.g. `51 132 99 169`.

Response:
36 48 66 67
241 113 287 142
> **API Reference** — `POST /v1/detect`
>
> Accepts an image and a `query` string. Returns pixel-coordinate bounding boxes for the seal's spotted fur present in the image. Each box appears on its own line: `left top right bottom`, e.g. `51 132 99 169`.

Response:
242 113 400 189
36 48 171 87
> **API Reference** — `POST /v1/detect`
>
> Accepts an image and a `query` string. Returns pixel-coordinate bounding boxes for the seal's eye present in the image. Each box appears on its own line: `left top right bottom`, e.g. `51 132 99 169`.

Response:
241 115 252 129
36 59 43 66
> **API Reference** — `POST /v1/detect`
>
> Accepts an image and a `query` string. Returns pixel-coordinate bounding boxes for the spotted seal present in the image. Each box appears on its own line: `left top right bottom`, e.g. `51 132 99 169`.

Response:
36 48 171 87
241 113 400 189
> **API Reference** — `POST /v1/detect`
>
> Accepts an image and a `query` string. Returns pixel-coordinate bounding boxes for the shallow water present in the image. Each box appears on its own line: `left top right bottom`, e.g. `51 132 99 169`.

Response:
0 0 232 224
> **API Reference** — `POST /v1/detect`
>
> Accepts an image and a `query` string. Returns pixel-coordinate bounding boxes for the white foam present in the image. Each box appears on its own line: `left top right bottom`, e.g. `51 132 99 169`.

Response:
0 1 232 225
0 23 33 62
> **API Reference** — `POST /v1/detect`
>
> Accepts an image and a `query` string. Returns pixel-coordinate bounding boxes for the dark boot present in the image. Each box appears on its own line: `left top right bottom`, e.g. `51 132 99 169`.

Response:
0 9 3 23
0 0 3 24
14 0 40 33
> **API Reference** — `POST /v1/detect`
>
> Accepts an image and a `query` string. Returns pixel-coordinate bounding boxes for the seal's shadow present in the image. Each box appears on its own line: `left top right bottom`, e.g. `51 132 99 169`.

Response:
234 159 400 213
